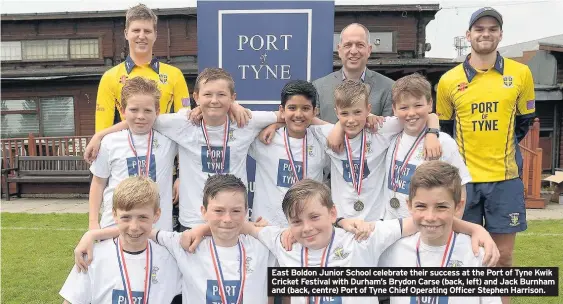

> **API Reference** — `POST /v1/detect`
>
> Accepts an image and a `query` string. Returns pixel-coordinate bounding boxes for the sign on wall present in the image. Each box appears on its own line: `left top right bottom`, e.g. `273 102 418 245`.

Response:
197 0 335 211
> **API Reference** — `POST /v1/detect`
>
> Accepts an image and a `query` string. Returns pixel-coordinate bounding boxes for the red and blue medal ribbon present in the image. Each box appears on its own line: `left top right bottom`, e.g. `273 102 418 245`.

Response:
127 129 153 177
115 238 152 304
414 231 457 304
389 128 426 192
201 116 230 174
283 127 307 182
344 130 366 197
210 237 247 304
301 229 335 304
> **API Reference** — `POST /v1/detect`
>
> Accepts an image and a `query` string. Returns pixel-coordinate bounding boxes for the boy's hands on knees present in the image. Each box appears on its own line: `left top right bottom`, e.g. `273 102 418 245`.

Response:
259 123 284 144
365 115 385 133
229 103 252 127
84 135 103 164
281 229 297 251
423 132 442 160
188 107 203 125
327 122 345 153
337 218 374 241
470 226 500 267
74 231 96 273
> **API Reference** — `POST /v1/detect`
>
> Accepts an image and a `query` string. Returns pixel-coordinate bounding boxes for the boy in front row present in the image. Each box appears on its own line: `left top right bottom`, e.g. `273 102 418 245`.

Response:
60 176 181 303
380 161 501 304
73 175 499 303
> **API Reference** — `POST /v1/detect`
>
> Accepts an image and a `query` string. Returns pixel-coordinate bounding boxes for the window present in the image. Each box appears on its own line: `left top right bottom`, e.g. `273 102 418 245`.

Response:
1 97 75 138
1 41 23 61
3 39 99 61
23 39 69 61
333 32 395 53
70 39 99 59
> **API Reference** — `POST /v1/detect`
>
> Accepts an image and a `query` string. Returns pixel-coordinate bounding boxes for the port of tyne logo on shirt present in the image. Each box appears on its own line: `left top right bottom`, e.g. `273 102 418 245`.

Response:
201 146 231 173
112 290 144 304
126 155 157 181
277 159 304 188
387 160 416 195
206 280 241 304
341 160 370 183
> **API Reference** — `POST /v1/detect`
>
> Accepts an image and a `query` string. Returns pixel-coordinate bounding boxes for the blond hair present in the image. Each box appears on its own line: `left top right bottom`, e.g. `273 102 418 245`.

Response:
334 79 370 108
120 76 161 111
113 176 160 213
194 68 235 94
409 161 462 206
125 4 158 30
392 73 433 106
282 179 334 221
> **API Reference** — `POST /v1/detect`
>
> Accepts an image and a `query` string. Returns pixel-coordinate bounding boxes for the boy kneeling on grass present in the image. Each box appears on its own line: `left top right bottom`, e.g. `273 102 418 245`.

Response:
60 176 181 303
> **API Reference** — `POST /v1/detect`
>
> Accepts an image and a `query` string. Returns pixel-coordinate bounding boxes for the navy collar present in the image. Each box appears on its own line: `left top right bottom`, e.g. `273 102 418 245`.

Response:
124 56 160 74
463 52 504 83
341 68 366 82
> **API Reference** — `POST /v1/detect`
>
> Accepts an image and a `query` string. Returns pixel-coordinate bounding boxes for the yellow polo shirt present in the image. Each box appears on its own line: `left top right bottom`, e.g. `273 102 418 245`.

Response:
95 57 190 132
436 53 535 182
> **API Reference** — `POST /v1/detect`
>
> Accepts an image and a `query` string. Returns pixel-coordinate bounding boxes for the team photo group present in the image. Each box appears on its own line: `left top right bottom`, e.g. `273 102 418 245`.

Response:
58 3 536 304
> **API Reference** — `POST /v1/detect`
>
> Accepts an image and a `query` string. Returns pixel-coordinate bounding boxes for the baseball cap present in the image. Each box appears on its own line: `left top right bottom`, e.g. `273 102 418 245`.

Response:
469 7 503 29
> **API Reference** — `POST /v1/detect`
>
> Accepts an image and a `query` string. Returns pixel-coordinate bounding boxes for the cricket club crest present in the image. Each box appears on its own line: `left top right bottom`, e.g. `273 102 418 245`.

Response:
509 213 520 227
332 245 350 260
307 144 315 157
447 260 463 267
159 73 168 84
152 137 160 150
503 76 513 88
151 266 159 284
243 256 254 274
228 128 236 141
365 141 372 154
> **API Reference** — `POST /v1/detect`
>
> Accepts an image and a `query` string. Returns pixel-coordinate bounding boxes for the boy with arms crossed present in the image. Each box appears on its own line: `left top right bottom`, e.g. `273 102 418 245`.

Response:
381 161 501 304
383 74 471 220
89 77 178 231
60 176 181 303
86 68 281 231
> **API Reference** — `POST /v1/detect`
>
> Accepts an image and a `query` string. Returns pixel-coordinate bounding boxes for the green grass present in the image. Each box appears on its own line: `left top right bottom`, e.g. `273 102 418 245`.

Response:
1 214 562 303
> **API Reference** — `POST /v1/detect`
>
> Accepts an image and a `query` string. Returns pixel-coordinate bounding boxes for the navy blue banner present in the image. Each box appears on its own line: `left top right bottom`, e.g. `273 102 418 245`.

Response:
197 0 335 212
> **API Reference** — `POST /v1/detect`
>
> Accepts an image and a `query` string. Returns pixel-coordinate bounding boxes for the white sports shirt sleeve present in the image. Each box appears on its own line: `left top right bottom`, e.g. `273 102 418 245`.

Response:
60 267 92 304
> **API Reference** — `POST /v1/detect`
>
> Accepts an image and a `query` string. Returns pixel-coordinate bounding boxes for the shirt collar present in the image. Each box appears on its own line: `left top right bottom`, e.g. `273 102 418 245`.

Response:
125 56 160 74
463 51 504 83
342 67 367 82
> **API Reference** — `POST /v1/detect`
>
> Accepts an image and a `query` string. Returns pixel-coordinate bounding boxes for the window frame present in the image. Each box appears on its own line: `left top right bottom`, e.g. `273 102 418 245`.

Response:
1 92 79 138
1 37 102 63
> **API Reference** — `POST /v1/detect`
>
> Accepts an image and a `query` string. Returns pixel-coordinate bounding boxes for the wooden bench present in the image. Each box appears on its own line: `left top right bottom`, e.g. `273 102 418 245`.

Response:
2 156 91 201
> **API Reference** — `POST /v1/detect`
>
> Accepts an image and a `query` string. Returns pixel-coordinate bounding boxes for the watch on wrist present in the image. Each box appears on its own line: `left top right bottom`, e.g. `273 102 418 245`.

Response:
426 128 440 137
334 217 345 228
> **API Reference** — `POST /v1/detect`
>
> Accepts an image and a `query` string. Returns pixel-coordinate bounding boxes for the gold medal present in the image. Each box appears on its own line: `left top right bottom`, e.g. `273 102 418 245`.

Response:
390 197 400 209
354 200 364 211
